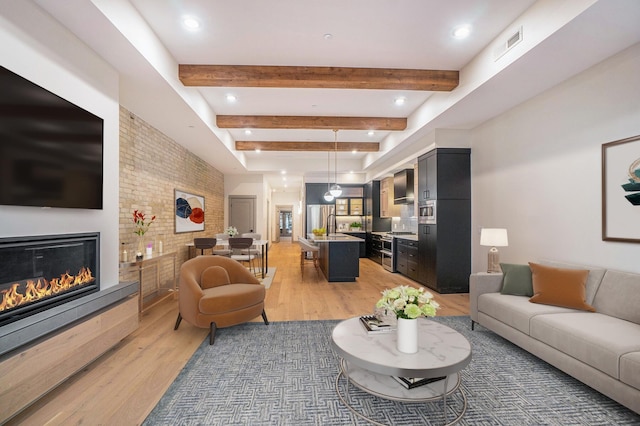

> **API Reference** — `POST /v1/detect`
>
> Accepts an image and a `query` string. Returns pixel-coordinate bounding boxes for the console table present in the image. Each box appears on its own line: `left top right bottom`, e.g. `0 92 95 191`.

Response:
331 317 471 425
119 251 176 313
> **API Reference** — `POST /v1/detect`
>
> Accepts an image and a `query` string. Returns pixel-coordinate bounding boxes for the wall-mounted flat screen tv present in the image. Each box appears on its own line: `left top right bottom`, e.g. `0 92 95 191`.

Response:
0 66 103 209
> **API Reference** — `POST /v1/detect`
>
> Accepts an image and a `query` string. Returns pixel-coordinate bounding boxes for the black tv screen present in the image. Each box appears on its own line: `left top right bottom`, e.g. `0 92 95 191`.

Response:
0 66 104 209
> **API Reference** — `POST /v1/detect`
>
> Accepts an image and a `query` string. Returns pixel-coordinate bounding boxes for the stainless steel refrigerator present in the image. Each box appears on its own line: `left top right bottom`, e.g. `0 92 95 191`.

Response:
306 205 335 236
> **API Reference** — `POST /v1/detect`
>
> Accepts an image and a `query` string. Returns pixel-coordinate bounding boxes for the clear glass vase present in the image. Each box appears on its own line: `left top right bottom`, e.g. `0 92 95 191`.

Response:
136 235 145 260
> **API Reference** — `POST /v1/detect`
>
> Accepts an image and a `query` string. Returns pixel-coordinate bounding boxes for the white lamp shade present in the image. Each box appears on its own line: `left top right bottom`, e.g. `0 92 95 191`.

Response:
480 228 508 247
323 191 334 202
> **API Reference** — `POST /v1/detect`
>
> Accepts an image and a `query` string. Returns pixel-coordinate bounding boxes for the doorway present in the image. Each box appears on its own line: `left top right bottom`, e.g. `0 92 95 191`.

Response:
279 209 293 242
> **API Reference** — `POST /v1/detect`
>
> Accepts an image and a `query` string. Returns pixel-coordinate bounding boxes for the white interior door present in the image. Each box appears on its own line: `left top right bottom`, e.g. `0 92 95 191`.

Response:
229 196 256 234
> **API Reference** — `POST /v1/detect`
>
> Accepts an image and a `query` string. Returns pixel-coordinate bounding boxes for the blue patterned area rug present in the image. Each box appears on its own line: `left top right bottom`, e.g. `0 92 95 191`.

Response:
143 317 639 425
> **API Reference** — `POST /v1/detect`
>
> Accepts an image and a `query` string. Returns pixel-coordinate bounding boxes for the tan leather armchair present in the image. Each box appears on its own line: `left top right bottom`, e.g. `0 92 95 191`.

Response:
174 255 268 345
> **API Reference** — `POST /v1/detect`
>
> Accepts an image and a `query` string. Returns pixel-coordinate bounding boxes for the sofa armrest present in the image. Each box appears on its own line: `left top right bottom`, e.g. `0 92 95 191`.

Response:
469 273 503 323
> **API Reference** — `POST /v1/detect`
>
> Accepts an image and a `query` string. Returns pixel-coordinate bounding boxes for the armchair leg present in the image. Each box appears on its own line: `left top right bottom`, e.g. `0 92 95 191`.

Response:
174 313 182 330
471 319 475 331
261 310 269 325
209 321 217 345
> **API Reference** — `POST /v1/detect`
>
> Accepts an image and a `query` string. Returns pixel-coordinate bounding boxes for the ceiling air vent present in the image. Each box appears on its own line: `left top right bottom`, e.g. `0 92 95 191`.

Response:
494 26 523 61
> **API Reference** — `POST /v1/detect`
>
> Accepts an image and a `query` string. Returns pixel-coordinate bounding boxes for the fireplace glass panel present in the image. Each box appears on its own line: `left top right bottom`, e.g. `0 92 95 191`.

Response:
0 233 99 326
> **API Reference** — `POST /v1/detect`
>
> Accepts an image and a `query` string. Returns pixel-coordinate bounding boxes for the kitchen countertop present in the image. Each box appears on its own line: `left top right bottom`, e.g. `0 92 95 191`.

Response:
308 233 365 243
370 231 418 241
394 234 418 241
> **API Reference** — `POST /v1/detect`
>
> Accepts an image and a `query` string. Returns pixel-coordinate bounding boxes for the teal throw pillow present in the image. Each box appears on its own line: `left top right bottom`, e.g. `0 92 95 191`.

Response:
500 263 533 297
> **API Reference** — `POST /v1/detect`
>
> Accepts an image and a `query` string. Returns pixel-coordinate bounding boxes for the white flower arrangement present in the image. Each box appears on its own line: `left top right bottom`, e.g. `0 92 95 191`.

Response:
376 285 440 320
225 226 238 237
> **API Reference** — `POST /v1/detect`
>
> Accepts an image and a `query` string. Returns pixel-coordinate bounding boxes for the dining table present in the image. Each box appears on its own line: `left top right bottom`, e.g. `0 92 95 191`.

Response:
186 239 269 278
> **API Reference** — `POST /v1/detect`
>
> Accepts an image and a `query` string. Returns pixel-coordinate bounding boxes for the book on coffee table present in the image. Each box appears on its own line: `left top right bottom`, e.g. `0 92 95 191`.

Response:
393 376 447 389
359 315 396 334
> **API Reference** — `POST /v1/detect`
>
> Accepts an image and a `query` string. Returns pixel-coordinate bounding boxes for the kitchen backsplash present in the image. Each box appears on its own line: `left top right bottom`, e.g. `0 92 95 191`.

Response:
391 204 418 233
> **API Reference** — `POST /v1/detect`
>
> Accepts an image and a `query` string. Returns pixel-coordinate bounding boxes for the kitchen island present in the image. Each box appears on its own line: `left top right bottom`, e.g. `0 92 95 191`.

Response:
307 233 364 282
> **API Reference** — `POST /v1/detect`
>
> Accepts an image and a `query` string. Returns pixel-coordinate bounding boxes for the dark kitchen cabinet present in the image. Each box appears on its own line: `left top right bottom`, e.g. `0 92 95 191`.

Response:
418 200 470 293
343 232 366 258
305 183 335 205
396 238 419 281
419 148 470 202
368 233 383 264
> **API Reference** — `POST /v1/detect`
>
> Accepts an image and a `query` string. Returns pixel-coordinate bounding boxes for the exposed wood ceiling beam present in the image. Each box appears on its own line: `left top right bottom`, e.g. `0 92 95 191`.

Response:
179 65 459 91
236 141 379 152
217 115 406 130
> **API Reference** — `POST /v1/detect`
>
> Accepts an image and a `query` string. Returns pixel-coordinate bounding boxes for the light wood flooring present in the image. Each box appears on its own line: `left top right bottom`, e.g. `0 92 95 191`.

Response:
8 241 469 426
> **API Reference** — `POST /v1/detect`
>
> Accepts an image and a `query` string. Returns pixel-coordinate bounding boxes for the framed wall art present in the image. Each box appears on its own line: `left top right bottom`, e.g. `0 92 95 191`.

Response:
601 135 640 243
175 189 205 233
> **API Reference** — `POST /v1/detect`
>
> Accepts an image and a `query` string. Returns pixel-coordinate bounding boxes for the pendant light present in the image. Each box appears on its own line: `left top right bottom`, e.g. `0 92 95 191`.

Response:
329 129 342 197
323 148 334 202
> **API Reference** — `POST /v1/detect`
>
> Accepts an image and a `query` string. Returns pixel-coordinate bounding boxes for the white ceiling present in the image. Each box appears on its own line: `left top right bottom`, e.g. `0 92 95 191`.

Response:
35 0 640 192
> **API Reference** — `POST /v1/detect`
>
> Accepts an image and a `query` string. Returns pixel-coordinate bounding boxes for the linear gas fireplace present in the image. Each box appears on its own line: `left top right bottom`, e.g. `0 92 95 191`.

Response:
0 233 99 327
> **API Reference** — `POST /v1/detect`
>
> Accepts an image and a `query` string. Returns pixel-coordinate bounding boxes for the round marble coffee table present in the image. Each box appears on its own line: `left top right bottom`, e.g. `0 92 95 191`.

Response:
331 317 472 426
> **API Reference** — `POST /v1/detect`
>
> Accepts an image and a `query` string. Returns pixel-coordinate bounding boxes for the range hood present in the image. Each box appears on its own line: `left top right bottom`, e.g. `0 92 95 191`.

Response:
393 169 414 204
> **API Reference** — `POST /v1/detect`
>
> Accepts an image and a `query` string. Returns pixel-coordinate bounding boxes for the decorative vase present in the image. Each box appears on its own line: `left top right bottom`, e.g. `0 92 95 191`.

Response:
136 235 145 260
396 317 418 354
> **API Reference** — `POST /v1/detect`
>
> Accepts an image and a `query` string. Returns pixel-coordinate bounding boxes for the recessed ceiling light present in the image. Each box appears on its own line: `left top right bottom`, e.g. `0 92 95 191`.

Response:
352 149 357 154
226 94 237 102
394 97 406 106
282 176 287 181
281 170 286 175
367 131 375 137
452 25 471 39
182 16 201 30
323 33 333 40
349 170 354 174
244 129 252 135
255 148 261 153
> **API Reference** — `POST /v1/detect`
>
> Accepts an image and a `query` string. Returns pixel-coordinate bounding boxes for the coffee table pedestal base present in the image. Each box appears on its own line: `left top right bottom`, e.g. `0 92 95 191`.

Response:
335 359 467 426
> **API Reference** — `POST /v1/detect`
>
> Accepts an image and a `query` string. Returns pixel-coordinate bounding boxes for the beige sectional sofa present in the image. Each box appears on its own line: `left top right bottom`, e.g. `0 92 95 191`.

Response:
470 260 640 414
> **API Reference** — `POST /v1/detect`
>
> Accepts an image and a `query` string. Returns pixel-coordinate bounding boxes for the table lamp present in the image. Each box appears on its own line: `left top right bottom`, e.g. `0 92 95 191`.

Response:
480 228 508 273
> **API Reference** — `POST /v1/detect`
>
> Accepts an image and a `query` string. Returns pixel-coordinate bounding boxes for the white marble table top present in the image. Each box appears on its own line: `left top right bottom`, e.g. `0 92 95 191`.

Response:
331 317 472 378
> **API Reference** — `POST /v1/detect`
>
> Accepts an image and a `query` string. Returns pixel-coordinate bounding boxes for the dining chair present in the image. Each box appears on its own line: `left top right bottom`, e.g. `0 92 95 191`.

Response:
240 233 262 267
213 233 232 256
228 237 257 276
193 237 216 256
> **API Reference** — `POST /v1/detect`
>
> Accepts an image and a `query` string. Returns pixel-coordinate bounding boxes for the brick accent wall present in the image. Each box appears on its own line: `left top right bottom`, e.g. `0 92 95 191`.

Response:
119 107 224 277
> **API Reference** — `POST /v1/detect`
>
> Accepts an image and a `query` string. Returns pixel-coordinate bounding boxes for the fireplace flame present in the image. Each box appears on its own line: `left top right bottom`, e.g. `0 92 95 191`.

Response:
0 267 95 312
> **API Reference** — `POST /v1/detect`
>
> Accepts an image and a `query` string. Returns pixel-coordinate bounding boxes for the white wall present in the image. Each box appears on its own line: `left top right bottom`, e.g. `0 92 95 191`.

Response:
224 174 266 237
0 2 121 287
471 43 640 274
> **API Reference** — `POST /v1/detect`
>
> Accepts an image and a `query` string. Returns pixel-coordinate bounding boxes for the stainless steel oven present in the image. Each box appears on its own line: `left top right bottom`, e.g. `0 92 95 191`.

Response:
381 234 394 272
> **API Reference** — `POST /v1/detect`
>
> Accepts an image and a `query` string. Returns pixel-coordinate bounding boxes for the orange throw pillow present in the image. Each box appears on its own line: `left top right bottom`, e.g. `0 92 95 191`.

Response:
528 262 595 312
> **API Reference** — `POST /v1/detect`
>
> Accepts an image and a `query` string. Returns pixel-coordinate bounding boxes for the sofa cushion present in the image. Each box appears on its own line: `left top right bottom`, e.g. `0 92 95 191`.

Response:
620 352 640 389
529 263 595 312
539 260 606 305
530 313 640 379
478 293 577 336
200 284 265 314
592 270 640 325
500 263 533 296
201 266 231 289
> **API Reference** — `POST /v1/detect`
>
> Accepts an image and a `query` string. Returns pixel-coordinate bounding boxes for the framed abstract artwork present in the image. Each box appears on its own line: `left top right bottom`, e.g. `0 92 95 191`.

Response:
175 189 205 233
601 135 640 243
